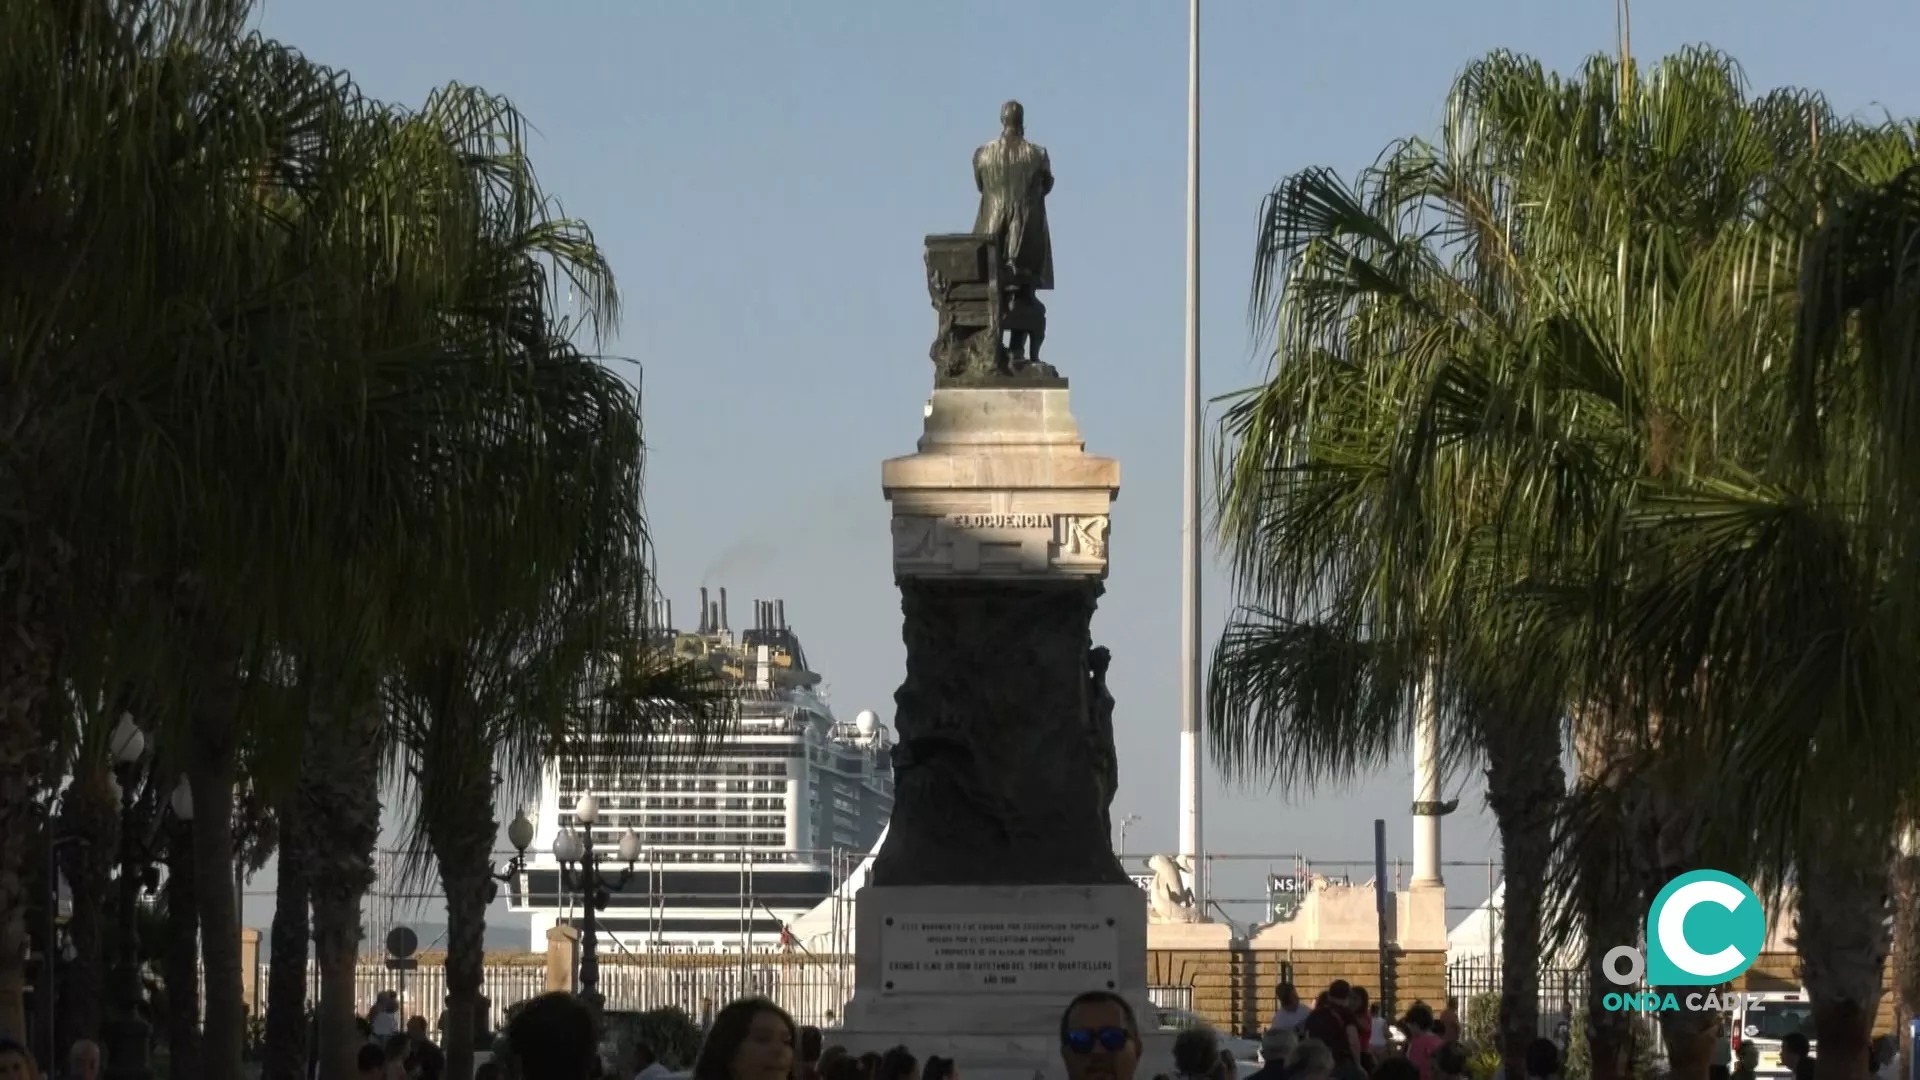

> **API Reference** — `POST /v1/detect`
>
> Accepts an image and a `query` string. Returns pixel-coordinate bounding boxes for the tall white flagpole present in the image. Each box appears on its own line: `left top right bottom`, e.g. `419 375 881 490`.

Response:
1178 0 1205 910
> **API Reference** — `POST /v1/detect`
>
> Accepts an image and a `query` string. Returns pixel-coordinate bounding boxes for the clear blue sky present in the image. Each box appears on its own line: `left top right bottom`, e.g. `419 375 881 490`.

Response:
241 0 1920 937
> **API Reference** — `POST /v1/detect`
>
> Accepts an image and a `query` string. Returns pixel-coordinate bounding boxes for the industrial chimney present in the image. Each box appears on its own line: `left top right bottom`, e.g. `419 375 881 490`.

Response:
698 587 710 633
719 588 730 633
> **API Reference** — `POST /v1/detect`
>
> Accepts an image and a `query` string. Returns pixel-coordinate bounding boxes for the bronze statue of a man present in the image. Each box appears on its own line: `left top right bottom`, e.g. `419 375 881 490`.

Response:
973 100 1054 362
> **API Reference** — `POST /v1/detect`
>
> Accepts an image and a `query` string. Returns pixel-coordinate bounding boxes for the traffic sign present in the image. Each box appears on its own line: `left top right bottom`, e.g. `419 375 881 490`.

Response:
386 926 418 960
384 957 418 971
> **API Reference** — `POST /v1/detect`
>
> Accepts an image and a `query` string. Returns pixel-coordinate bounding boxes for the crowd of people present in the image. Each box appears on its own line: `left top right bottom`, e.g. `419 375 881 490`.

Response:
478 978 1513 1080
6 977 1890 1080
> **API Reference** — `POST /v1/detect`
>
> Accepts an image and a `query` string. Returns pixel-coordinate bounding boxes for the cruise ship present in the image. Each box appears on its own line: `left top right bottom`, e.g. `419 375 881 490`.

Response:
509 589 894 952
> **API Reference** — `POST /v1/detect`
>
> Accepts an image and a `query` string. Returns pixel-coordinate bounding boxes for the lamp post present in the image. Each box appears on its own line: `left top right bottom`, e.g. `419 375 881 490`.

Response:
104 713 151 1080
487 811 537 902
1116 814 1141 855
550 795 638 1015
41 825 85 1071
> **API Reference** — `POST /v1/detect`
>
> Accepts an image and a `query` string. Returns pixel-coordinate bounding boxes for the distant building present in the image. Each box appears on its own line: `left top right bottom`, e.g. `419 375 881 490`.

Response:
509 589 892 952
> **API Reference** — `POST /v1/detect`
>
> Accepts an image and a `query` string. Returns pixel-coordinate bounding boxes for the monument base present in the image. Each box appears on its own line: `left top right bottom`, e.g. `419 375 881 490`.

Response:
837 885 1172 1080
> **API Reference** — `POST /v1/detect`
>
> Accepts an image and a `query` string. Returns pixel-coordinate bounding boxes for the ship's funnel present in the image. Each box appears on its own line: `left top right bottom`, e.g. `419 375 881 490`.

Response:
699 587 710 633
776 599 786 629
709 601 720 635
665 599 673 631
719 588 730 633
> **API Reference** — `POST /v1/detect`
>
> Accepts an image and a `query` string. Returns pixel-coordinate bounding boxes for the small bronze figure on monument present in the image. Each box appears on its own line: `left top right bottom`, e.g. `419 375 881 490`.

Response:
925 101 1061 385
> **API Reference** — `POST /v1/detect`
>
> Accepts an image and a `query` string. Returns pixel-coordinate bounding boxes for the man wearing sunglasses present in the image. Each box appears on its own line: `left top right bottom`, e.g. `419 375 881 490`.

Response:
1060 991 1142 1080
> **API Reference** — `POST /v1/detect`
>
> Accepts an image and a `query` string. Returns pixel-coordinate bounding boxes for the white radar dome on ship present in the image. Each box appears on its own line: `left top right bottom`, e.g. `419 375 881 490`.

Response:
855 709 879 735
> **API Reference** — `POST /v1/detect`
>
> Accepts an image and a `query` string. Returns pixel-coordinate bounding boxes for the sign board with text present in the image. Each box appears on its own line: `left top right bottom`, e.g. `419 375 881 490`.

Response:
878 915 1119 994
1269 874 1304 922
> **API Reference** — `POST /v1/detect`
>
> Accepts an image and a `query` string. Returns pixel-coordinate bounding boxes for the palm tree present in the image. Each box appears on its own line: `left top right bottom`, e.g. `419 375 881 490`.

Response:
1211 69 1592 1080
1766 157 1920 1079
0 0 374 1051
1212 46 1917 1080
388 569 736 1080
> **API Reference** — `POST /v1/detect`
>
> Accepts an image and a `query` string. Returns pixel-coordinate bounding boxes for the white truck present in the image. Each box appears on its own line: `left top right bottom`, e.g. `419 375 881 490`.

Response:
1735 990 1816 1079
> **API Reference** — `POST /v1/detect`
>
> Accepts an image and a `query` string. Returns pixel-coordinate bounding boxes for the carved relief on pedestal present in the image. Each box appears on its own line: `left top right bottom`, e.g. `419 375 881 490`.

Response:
889 510 1111 578
892 516 939 560
1057 515 1109 559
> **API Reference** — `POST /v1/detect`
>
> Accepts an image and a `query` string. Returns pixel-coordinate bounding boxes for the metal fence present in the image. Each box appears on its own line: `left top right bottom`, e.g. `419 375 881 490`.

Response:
339 961 550 1032
1148 984 1195 1012
1446 958 1589 1037
1445 958 1668 1068
325 952 1198 1033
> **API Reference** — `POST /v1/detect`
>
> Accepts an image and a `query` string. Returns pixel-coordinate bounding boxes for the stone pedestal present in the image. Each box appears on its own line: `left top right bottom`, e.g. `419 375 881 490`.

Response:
840 886 1165 1075
874 387 1123 887
839 387 1163 1078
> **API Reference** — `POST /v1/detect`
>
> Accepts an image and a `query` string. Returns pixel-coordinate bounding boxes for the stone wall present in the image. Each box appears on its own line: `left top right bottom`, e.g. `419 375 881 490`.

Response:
1146 948 1448 1036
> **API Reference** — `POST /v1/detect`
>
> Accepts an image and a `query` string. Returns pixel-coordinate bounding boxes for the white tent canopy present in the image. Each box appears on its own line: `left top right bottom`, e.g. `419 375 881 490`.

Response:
1447 880 1584 969
786 824 886 952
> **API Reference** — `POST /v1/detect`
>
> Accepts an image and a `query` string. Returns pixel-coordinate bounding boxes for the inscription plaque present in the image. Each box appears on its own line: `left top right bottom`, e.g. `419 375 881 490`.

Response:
879 915 1119 994
948 513 1055 529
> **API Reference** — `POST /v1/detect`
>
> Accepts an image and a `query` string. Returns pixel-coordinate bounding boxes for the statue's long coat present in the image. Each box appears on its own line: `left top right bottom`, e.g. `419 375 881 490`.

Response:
972 135 1055 290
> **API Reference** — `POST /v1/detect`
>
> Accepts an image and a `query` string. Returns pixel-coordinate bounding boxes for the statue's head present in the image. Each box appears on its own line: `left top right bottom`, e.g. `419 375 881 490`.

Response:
1089 646 1111 676
1000 99 1025 136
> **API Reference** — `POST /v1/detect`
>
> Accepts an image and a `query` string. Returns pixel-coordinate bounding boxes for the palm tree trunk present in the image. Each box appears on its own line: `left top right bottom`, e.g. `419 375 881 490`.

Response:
0 600 59 1042
262 787 312 1080
57 764 120 1046
1570 717 1640 1080
1626 757 1713 1080
1797 820 1893 1080
1482 715 1566 1080
1656 1005 1720 1080
1578 825 1639 1080
432 779 499 1080
163 814 202 1080
190 657 246 1080
301 704 381 1080
1893 831 1920 1079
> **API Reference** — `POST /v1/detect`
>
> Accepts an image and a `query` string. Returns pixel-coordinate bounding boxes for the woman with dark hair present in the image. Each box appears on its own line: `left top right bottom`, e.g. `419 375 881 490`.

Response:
875 1046 918 1080
692 998 798 1080
922 1056 958 1080
858 1053 882 1080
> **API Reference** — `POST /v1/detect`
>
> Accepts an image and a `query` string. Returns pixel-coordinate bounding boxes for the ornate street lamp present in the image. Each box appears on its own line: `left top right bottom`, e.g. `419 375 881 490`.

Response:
551 794 638 1014
487 811 537 901
105 713 150 1080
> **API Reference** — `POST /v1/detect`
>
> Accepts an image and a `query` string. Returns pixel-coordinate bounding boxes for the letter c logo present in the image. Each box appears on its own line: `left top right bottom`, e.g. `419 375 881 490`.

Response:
1646 870 1766 986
